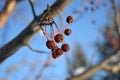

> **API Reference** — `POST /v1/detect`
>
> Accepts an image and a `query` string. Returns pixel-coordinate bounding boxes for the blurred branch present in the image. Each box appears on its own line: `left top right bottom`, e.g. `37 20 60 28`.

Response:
0 0 72 63
104 62 120 73
111 0 120 34
65 54 74 77
35 56 51 80
70 51 120 80
112 0 119 13
0 0 18 28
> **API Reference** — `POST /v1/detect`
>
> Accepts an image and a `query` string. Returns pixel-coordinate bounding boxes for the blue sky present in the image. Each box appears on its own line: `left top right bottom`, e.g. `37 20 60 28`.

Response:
0 0 117 80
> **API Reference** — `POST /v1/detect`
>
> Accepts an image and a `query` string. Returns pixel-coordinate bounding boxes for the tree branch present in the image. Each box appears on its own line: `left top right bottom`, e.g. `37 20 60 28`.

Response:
0 0 18 28
104 62 120 73
70 51 120 80
0 0 72 63
111 0 120 34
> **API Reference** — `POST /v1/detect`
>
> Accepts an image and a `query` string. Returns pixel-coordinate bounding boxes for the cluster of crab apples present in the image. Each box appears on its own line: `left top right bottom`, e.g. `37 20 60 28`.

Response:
45 16 73 59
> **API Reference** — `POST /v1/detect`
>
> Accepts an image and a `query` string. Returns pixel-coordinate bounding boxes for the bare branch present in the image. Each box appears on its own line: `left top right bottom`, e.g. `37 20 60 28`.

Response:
26 44 49 54
0 0 72 63
0 0 18 28
28 0 36 18
70 51 120 80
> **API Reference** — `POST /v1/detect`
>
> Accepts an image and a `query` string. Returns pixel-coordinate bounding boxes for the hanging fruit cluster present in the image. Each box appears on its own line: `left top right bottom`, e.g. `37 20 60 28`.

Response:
42 13 73 59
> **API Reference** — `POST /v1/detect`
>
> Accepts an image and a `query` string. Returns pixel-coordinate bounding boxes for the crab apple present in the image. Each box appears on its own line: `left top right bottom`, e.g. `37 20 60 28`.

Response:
55 48 63 55
51 46 58 52
90 1 94 5
46 40 55 49
54 34 64 43
64 28 72 36
66 16 73 24
61 43 70 52
91 6 95 12
52 52 58 59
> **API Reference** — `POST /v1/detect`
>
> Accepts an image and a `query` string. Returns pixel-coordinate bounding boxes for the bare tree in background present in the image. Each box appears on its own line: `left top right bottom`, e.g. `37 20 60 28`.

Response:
69 0 120 80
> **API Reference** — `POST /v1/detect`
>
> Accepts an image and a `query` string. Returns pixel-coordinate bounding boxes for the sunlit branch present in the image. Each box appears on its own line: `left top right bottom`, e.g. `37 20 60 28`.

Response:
70 51 120 80
0 0 18 28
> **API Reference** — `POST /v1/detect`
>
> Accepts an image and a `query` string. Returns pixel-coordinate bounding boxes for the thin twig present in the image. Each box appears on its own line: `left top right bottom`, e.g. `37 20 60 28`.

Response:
26 44 49 54
28 0 37 18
